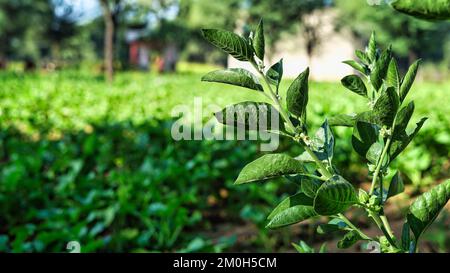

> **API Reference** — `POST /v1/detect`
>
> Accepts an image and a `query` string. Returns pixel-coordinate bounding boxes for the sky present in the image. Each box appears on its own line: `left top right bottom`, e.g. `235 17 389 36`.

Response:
69 0 179 25
72 0 102 24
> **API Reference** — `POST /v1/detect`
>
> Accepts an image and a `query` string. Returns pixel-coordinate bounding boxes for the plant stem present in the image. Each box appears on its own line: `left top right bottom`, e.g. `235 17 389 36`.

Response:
338 213 372 241
252 62 333 180
380 215 394 238
302 144 333 179
370 212 398 248
252 63 297 132
369 136 392 195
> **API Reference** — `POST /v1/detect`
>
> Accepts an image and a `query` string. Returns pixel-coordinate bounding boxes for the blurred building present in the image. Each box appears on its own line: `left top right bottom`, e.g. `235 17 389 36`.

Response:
229 9 357 81
126 24 179 72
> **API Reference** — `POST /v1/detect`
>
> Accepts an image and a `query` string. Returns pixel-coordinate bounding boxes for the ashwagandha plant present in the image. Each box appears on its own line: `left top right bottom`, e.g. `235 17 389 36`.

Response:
200 19 450 253
391 0 450 20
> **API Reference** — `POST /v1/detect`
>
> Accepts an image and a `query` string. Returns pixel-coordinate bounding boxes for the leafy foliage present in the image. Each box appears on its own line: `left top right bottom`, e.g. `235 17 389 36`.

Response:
391 0 450 20
235 154 305 184
266 193 317 229
202 29 254 62
407 180 450 246
341 75 367 97
286 68 309 126
313 176 358 216
202 68 263 91
202 19 449 253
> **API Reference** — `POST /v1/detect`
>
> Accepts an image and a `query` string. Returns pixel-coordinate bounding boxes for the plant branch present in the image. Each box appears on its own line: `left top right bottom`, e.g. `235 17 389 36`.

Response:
302 144 333 179
369 211 398 249
380 215 395 238
251 61 333 180
251 62 296 133
338 213 373 241
369 136 392 195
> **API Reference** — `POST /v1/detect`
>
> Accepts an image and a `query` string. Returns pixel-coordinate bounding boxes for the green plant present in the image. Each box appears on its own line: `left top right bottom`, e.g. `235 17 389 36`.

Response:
391 0 450 20
201 20 450 253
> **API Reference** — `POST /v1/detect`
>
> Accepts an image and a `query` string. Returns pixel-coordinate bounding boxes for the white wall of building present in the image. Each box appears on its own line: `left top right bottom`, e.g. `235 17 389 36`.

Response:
228 9 358 81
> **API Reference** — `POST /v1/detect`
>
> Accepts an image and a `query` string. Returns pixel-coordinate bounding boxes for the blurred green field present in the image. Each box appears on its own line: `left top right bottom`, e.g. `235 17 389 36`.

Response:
0 70 449 252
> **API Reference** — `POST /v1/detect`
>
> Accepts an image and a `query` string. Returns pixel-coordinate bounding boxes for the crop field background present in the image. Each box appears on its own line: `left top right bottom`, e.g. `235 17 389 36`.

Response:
1 0 449 254
1 68 448 253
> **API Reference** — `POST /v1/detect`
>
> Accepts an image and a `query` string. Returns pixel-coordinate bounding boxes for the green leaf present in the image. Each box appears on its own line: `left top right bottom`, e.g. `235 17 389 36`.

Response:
313 175 358 216
285 174 303 186
373 87 399 127
266 59 283 90
214 101 283 132
266 193 317 229
386 58 400 91
370 47 392 91
343 60 366 74
301 178 324 198
317 222 348 234
407 180 450 245
393 101 415 138
352 121 380 159
310 120 335 163
329 218 348 228
389 117 427 160
355 50 370 66
286 67 309 122
235 154 304 184
253 19 265 61
295 151 315 163
391 0 450 20
328 114 357 127
292 241 314 253
355 111 379 124
387 172 405 200
319 243 327 253
401 222 411 252
366 142 383 164
341 75 367 97
202 29 254 62
399 59 421 102
367 32 377 63
337 231 362 249
202 68 263 91
332 111 380 129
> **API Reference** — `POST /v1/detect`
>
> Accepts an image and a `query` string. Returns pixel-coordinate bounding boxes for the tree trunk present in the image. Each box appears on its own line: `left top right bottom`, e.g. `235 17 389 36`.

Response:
101 0 114 83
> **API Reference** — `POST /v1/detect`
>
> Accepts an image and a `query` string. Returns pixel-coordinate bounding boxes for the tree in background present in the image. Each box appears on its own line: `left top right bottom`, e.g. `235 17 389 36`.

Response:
178 0 243 65
246 0 329 63
46 0 82 64
334 0 450 67
0 0 84 69
100 0 123 83
0 0 50 68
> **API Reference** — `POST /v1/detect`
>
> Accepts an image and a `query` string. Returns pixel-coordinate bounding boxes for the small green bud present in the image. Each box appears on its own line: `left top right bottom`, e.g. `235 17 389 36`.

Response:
358 189 370 204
